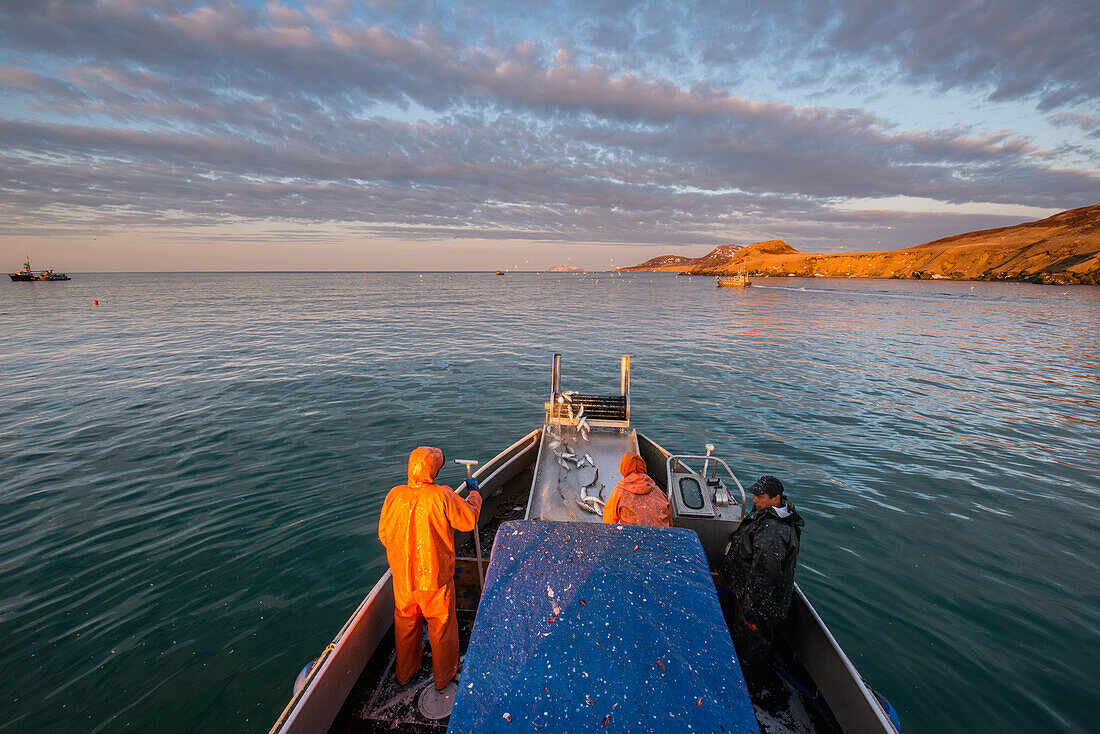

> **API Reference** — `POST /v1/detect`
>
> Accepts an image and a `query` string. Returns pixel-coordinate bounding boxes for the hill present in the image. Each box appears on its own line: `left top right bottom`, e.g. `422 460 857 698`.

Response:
618 244 744 272
616 254 699 272
618 204 1100 285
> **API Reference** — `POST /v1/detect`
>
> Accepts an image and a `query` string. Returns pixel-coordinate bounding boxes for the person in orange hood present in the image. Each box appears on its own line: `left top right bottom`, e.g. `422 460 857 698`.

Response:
379 446 482 690
603 452 671 527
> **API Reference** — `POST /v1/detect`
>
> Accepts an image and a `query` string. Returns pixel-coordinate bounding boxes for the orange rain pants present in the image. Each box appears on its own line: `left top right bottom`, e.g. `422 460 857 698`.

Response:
379 446 482 689
603 452 672 527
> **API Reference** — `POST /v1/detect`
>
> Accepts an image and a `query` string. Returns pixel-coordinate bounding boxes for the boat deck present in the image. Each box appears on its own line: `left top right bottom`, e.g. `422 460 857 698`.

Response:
527 426 638 522
330 446 825 734
328 611 478 734
276 418 895 734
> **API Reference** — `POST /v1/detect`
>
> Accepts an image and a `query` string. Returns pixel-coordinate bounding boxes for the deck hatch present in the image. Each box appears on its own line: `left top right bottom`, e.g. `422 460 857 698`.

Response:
447 520 760 733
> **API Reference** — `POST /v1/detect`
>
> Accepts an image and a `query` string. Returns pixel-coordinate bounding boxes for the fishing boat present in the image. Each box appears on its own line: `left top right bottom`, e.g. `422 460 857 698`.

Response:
9 256 71 281
270 356 900 734
496 269 505 276
717 271 751 288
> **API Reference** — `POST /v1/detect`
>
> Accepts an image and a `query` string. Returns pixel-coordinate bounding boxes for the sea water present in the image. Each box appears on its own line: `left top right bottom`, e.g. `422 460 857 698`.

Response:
1 272 1097 733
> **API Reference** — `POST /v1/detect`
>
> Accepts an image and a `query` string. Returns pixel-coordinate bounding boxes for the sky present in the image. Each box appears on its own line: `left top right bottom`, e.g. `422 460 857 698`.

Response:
1 0 1098 271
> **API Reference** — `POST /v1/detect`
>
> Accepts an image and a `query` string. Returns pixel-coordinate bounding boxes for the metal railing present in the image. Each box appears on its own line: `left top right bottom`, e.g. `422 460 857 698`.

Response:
664 454 748 511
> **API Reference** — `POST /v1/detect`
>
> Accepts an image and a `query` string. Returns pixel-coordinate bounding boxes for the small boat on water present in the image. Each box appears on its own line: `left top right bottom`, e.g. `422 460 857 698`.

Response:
270 356 900 734
496 269 505 275
717 272 751 288
9 256 70 281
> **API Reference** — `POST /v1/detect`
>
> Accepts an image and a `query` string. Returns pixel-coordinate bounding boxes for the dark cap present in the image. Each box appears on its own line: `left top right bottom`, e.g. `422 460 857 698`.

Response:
748 475 784 496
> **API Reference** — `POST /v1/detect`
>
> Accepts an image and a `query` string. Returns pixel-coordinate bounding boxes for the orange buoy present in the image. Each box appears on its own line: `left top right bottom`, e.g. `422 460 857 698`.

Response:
93 300 99 305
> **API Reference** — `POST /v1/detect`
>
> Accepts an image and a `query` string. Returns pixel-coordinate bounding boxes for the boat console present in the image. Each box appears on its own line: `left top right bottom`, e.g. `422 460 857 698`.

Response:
666 448 748 567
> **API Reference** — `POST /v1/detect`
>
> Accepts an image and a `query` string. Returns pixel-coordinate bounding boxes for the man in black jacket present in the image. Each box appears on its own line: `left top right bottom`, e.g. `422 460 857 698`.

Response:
721 475 804 707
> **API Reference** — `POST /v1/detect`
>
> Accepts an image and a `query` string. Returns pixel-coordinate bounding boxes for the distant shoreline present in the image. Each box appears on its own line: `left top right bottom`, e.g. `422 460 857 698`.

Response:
617 204 1100 286
6 270 618 275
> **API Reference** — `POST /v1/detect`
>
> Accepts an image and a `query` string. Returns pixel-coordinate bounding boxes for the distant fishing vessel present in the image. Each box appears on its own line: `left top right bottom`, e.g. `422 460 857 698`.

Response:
496 269 505 275
9 256 70 281
270 356 900 734
717 271 751 288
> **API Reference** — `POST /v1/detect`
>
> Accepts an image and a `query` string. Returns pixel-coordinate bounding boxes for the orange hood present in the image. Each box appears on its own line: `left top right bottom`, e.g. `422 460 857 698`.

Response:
618 453 653 494
407 446 444 485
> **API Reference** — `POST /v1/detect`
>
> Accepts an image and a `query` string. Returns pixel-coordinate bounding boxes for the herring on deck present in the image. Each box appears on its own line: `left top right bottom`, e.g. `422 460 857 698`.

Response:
447 520 760 733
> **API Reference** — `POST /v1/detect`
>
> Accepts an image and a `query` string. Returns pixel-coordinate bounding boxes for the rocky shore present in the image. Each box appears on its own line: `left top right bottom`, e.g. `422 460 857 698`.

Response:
619 204 1100 285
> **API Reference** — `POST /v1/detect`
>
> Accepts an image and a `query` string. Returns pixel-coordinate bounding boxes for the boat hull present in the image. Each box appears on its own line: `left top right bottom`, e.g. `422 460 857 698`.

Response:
269 428 896 734
9 273 70 281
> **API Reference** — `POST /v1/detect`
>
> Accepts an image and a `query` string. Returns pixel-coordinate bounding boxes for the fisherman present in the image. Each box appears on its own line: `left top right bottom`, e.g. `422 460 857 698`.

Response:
602 452 672 527
720 475 804 708
378 447 483 691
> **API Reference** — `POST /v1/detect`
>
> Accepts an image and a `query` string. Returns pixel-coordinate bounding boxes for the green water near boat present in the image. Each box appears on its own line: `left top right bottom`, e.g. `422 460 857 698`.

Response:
1 272 1097 732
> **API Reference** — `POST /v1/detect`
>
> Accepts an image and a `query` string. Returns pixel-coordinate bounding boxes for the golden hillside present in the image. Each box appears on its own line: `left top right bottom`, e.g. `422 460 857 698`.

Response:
621 204 1100 285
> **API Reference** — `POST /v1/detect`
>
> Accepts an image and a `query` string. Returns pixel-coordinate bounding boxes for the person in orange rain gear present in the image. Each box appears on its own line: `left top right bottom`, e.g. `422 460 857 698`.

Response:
602 452 672 527
378 446 482 690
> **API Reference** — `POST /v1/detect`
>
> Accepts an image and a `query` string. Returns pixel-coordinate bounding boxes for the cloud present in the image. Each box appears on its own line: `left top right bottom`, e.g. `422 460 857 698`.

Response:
579 0 1100 112
1048 111 1100 139
0 0 1096 253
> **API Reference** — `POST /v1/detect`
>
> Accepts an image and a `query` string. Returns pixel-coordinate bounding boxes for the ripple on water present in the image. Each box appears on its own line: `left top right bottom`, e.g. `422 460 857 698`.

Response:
0 273 1098 733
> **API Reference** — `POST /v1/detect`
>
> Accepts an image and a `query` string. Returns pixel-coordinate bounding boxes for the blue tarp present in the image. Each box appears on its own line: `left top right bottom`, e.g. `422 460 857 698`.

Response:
448 521 759 734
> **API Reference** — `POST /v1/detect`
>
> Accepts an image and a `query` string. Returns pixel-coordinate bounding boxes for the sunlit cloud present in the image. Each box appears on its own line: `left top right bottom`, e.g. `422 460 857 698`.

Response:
0 0 1096 268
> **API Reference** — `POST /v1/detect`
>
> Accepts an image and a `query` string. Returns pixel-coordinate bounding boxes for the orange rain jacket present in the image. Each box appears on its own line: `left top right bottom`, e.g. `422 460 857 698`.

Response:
603 452 672 527
379 446 482 687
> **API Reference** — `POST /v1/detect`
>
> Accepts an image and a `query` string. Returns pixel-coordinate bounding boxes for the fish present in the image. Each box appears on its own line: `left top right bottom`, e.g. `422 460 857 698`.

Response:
584 452 595 465
577 487 605 515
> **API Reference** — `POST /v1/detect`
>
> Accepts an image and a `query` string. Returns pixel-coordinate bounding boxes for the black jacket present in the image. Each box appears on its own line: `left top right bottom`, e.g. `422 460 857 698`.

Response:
721 498 804 627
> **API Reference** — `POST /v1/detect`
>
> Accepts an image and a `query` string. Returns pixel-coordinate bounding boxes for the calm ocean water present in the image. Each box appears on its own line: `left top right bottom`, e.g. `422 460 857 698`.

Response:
1 272 1097 733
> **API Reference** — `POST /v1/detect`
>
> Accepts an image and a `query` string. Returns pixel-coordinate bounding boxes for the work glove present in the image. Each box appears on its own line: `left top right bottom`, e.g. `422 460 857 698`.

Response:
466 476 480 492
